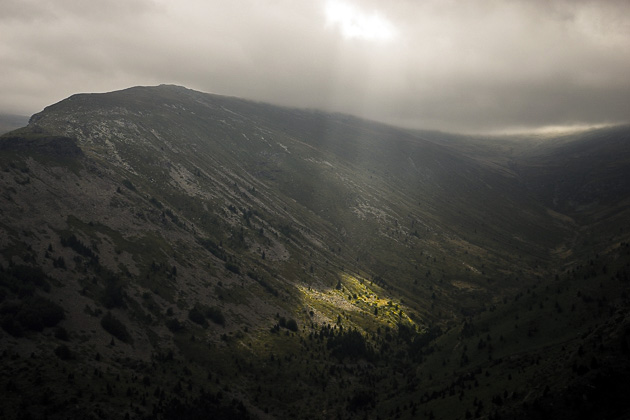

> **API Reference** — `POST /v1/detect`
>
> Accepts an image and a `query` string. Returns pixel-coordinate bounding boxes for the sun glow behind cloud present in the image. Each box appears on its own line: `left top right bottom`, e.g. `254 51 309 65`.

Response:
325 1 397 41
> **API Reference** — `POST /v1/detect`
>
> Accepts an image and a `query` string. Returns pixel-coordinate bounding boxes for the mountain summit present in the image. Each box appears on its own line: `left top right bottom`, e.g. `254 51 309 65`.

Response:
1 85 629 419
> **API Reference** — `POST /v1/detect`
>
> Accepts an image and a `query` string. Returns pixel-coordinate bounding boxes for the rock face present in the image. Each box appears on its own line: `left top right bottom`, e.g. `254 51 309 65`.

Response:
0 85 629 419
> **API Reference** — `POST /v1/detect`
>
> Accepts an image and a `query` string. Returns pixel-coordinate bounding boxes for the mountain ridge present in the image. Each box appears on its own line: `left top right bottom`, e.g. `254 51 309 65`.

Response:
1 85 629 419
0 113 29 135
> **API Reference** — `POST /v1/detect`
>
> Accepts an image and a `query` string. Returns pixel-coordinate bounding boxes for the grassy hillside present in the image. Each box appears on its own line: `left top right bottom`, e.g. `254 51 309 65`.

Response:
0 85 629 419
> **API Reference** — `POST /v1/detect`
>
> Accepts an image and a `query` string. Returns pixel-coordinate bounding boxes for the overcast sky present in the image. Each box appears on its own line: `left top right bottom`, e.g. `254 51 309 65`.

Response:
2 0 629 133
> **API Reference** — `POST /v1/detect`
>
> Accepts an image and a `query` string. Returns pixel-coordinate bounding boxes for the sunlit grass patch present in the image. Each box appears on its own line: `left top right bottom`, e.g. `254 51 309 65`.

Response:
295 272 420 336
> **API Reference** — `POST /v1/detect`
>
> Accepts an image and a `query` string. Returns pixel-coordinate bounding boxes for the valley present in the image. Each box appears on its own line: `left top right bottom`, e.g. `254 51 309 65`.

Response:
0 85 629 419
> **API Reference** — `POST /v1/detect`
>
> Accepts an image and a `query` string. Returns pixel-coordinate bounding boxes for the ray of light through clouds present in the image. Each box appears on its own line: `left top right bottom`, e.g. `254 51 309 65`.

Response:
0 0 629 133
325 1 397 41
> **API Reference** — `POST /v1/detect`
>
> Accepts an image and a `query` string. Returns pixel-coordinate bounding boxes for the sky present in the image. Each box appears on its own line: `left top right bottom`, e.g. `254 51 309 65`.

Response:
1 0 630 133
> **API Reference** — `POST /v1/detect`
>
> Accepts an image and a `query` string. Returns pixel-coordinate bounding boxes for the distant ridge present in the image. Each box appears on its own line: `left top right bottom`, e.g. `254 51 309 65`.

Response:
0 113 29 134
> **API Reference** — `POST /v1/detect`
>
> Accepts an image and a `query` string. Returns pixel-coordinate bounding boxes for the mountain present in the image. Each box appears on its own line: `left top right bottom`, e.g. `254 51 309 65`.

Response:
0 114 29 135
0 85 629 419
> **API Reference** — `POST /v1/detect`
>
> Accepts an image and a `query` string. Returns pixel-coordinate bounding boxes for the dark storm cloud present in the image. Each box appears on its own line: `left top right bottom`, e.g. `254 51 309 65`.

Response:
1 0 629 133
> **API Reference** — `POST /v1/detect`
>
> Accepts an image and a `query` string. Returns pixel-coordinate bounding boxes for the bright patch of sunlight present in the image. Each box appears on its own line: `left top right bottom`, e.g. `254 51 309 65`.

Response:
296 272 419 331
325 0 397 41
339 273 416 324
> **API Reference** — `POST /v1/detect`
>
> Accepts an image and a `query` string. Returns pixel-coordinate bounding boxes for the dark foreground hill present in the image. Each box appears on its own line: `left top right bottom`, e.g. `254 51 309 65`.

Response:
0 85 629 419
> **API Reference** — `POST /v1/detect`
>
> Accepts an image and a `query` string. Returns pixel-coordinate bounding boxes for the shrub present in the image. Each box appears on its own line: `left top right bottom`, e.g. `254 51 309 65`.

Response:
188 305 225 327
32 296 65 328
149 197 163 209
1 265 51 294
188 306 207 327
54 344 74 360
348 391 375 411
165 318 185 333
205 306 226 326
247 272 278 296
0 296 64 334
277 316 298 332
224 262 241 275
101 274 126 309
327 329 369 361
60 234 99 264
0 315 23 337
197 237 227 261
122 179 136 191
286 318 298 332
53 256 66 269
54 326 70 341
101 312 131 343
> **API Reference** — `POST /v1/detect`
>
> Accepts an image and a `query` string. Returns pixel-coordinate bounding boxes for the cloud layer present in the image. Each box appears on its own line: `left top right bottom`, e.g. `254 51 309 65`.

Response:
2 0 629 132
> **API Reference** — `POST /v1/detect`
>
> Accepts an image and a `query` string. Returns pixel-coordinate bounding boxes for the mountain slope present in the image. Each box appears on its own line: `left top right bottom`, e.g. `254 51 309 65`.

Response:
27 85 571 282
0 85 629 419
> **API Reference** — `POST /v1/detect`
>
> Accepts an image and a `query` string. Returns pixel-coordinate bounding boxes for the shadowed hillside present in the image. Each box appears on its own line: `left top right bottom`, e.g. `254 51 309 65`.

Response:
0 85 629 419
